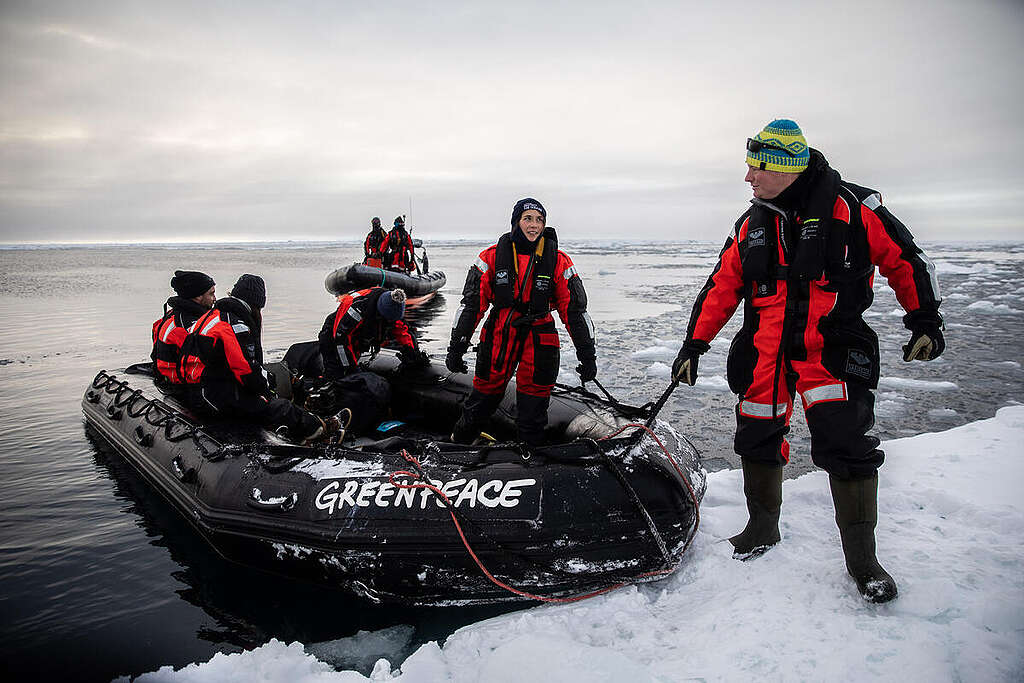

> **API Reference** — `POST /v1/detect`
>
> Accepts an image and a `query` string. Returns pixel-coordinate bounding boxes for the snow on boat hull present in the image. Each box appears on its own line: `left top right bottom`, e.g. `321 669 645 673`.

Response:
82 356 703 605
325 263 446 298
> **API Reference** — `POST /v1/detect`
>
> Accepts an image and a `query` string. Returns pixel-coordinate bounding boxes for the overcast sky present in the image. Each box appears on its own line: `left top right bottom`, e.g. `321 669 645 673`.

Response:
1 0 1022 244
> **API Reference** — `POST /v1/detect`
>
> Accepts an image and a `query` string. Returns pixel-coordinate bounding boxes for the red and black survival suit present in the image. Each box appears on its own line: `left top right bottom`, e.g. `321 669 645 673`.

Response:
151 296 209 384
381 222 416 273
180 297 321 440
448 227 596 445
684 149 942 479
363 220 386 267
318 287 419 379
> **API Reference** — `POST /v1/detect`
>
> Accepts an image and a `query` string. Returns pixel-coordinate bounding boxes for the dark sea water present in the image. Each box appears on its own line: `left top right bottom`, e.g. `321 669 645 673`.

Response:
1 240 1021 680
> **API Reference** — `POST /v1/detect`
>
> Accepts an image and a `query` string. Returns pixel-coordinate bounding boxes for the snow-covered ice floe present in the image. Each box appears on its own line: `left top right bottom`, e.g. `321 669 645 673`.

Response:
129 407 1024 683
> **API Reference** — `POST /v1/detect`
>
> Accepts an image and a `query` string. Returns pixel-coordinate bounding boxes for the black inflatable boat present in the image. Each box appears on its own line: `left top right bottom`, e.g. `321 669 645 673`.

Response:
82 352 704 606
325 263 446 301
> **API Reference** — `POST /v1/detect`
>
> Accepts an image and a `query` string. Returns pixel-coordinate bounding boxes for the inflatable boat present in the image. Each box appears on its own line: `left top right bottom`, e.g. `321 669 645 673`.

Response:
326 264 446 306
82 351 704 606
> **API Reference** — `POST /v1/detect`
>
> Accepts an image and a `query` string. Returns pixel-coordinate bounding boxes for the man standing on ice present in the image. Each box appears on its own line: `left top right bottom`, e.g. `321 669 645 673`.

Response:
673 119 944 603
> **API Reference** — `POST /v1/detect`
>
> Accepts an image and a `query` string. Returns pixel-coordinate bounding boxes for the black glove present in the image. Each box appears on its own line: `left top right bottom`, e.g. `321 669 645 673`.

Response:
576 356 597 383
672 340 710 386
902 310 945 362
399 347 430 370
903 328 945 361
446 339 469 374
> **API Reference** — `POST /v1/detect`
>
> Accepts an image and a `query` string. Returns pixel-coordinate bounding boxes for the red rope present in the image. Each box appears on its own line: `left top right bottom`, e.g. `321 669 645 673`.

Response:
391 422 701 604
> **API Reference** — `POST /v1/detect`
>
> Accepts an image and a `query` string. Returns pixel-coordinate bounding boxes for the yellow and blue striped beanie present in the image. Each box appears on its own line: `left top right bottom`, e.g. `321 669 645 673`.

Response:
746 119 809 173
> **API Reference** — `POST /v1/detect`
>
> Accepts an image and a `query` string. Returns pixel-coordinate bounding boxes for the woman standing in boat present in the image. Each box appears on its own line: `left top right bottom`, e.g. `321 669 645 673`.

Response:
446 198 597 446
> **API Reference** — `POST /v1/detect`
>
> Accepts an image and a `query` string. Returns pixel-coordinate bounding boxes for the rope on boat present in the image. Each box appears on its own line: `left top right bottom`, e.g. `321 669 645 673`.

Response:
89 370 223 459
390 421 701 604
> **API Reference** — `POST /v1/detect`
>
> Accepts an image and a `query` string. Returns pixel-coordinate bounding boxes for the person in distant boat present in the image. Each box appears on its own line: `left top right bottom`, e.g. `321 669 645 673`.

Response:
381 216 417 273
363 216 387 268
446 198 597 446
315 287 429 434
180 274 335 445
672 119 944 604
151 270 216 385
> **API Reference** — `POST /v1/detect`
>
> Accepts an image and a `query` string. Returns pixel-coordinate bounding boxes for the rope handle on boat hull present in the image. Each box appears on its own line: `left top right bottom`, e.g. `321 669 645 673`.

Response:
171 456 197 483
133 426 154 447
87 370 225 461
247 488 298 512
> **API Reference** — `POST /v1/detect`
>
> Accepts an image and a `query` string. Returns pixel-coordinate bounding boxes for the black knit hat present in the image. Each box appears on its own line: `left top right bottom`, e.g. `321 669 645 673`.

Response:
372 216 381 228
376 288 406 321
511 198 546 229
230 274 266 310
170 270 215 299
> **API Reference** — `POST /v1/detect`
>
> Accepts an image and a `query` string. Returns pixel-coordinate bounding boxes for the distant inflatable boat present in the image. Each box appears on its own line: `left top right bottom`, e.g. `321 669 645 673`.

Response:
82 351 704 606
325 264 446 305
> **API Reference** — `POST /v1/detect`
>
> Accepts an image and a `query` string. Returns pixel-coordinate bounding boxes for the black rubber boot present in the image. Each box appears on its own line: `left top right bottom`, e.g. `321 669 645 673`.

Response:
450 418 482 444
729 459 783 560
450 390 502 444
515 392 550 447
829 473 898 604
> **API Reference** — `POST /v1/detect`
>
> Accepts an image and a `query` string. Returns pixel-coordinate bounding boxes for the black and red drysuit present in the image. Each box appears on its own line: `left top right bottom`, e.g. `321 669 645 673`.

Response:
363 226 387 267
448 226 596 445
151 296 209 384
179 297 321 440
684 149 942 479
381 225 416 273
318 287 419 380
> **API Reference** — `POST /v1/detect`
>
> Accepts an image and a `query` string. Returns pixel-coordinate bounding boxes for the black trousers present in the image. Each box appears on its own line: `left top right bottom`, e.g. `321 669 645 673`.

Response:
191 380 322 441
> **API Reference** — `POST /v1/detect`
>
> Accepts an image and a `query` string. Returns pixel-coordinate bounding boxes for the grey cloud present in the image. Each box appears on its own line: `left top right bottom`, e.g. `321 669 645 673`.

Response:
1 0 1022 243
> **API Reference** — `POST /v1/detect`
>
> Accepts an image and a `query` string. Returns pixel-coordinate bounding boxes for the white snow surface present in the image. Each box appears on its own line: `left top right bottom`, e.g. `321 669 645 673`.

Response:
132 408 1024 683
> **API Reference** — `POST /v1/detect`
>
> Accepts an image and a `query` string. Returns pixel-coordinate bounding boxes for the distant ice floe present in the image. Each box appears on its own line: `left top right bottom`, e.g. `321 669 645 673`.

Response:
645 362 671 379
630 339 682 362
643 363 729 392
877 377 959 392
966 300 1021 315
933 261 998 275
696 375 731 391
993 360 1021 369
928 408 959 418
631 346 676 362
874 399 906 418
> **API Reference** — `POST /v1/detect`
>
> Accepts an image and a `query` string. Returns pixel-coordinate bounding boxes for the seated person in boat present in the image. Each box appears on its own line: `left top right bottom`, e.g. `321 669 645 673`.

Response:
381 216 417 273
151 270 216 385
363 216 386 268
316 287 429 434
180 274 336 445
446 198 598 446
